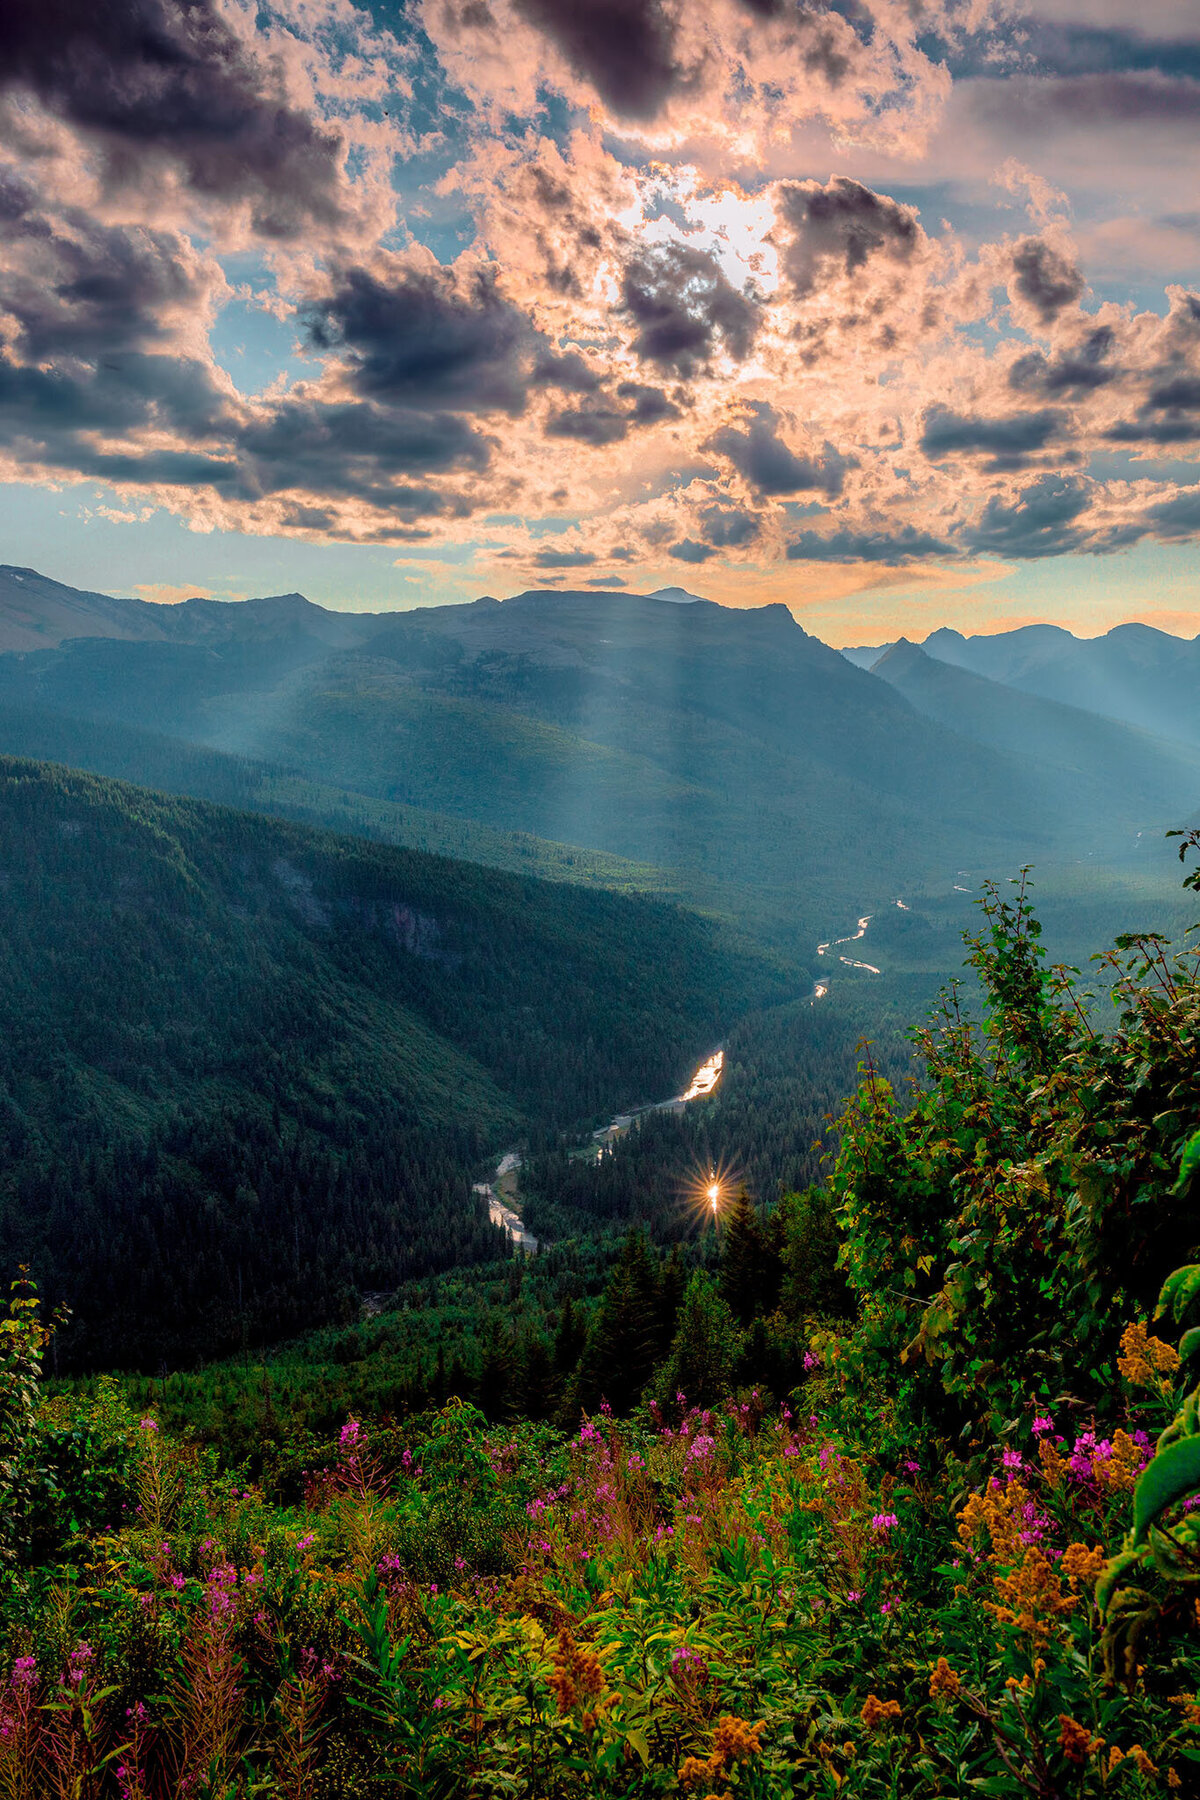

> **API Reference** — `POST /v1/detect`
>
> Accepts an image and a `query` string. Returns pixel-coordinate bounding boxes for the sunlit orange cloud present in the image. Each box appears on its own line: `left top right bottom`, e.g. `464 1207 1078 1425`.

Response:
132 583 212 605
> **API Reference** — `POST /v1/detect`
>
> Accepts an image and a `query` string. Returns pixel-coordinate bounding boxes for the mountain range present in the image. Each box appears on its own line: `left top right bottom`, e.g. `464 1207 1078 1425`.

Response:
843 620 1200 751
0 567 1195 955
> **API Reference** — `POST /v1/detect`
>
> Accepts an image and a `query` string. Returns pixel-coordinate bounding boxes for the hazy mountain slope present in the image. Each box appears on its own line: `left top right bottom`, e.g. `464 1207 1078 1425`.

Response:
871 639 1200 827
1 574 1195 947
0 700 706 908
0 757 782 1362
0 564 378 652
921 622 1200 747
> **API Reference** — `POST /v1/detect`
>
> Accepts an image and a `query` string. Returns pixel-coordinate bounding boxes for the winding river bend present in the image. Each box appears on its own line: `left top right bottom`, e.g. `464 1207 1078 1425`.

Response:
485 903 902 1251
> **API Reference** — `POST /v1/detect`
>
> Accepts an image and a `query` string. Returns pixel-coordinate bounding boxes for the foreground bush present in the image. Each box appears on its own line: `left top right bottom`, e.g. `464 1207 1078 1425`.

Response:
2 1310 1200 1795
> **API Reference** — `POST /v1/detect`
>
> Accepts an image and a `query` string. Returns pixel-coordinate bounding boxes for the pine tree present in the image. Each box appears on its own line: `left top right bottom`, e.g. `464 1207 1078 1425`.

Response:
658 1271 739 1408
719 1187 778 1324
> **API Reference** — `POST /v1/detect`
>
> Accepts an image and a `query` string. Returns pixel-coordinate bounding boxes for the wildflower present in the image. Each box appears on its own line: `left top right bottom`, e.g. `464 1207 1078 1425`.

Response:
295 1532 317 1554
929 1658 962 1700
1002 1450 1023 1472
1057 1716 1103 1764
432 1697 447 1711
1118 1320 1180 1391
871 1512 899 1532
1032 1416 1053 1435
1061 1542 1106 1587
11 1657 35 1689
904 1458 920 1474
339 1419 363 1449
803 1351 820 1371
139 1417 158 1433
845 1590 863 1603
860 1695 901 1729
689 1435 716 1462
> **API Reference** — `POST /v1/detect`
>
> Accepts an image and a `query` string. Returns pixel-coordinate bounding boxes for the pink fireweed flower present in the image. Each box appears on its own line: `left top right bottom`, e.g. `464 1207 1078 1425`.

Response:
11 1657 36 1689
846 1590 863 1603
1002 1450 1023 1472
139 1417 158 1433
803 1351 820 1371
871 1513 899 1532
339 1419 363 1450
295 1532 317 1554
688 1435 715 1461
1032 1416 1054 1436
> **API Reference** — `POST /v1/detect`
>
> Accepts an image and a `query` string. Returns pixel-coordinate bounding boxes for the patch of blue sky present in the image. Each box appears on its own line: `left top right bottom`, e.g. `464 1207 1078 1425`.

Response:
1088 450 1200 487
0 480 461 610
209 279 312 398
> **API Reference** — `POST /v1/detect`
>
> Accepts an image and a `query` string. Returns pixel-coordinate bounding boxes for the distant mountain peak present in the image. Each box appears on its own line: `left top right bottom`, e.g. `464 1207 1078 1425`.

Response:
649 586 706 604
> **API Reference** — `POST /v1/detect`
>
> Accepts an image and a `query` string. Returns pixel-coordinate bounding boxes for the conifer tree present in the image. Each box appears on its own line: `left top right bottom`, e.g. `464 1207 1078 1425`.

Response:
658 1271 739 1408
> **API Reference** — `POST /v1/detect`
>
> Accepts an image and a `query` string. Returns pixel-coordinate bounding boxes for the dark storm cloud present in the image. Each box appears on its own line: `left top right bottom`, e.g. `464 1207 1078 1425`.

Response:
959 474 1093 559
543 379 678 445
532 349 600 393
699 505 760 547
668 538 716 563
1009 328 1116 396
920 405 1064 469
967 70 1200 139
1009 23 1200 85
531 546 598 567
1010 239 1084 325
1105 369 1200 445
511 0 681 119
544 403 629 444
0 1 346 235
0 211 211 363
785 525 953 562
306 266 543 417
621 242 759 377
615 381 679 425
708 403 847 496
1140 488 1200 539
0 348 234 442
237 400 492 493
774 177 920 298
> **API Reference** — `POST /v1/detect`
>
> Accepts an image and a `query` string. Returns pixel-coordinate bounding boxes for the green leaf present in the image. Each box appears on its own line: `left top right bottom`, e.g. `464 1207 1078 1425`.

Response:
1179 1328 1200 1366
1155 1264 1200 1324
1133 1437 1200 1544
623 1728 650 1765
1176 1129 1200 1194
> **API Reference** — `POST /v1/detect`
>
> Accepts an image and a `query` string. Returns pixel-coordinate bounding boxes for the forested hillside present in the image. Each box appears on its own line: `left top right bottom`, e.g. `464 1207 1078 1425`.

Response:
0 757 785 1365
4 846 1198 1797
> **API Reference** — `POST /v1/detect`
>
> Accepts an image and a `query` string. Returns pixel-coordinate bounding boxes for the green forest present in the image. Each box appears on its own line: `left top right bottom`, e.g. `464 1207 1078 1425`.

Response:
0 839 1197 1795
0 758 787 1367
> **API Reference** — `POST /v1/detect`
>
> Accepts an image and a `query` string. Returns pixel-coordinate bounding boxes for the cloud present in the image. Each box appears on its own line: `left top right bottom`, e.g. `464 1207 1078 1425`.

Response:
306 262 542 416
544 403 629 444
1140 487 1200 539
708 403 847 496
774 177 922 298
620 241 759 376
959 473 1094 557
668 537 716 563
785 526 954 563
1009 237 1085 324
698 505 759 547
531 546 598 567
510 0 680 120
1008 327 1117 394
0 1 349 236
920 404 1065 469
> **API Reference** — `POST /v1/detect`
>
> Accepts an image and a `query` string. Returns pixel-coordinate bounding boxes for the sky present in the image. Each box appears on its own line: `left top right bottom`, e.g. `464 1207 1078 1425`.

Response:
1 0 1199 644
